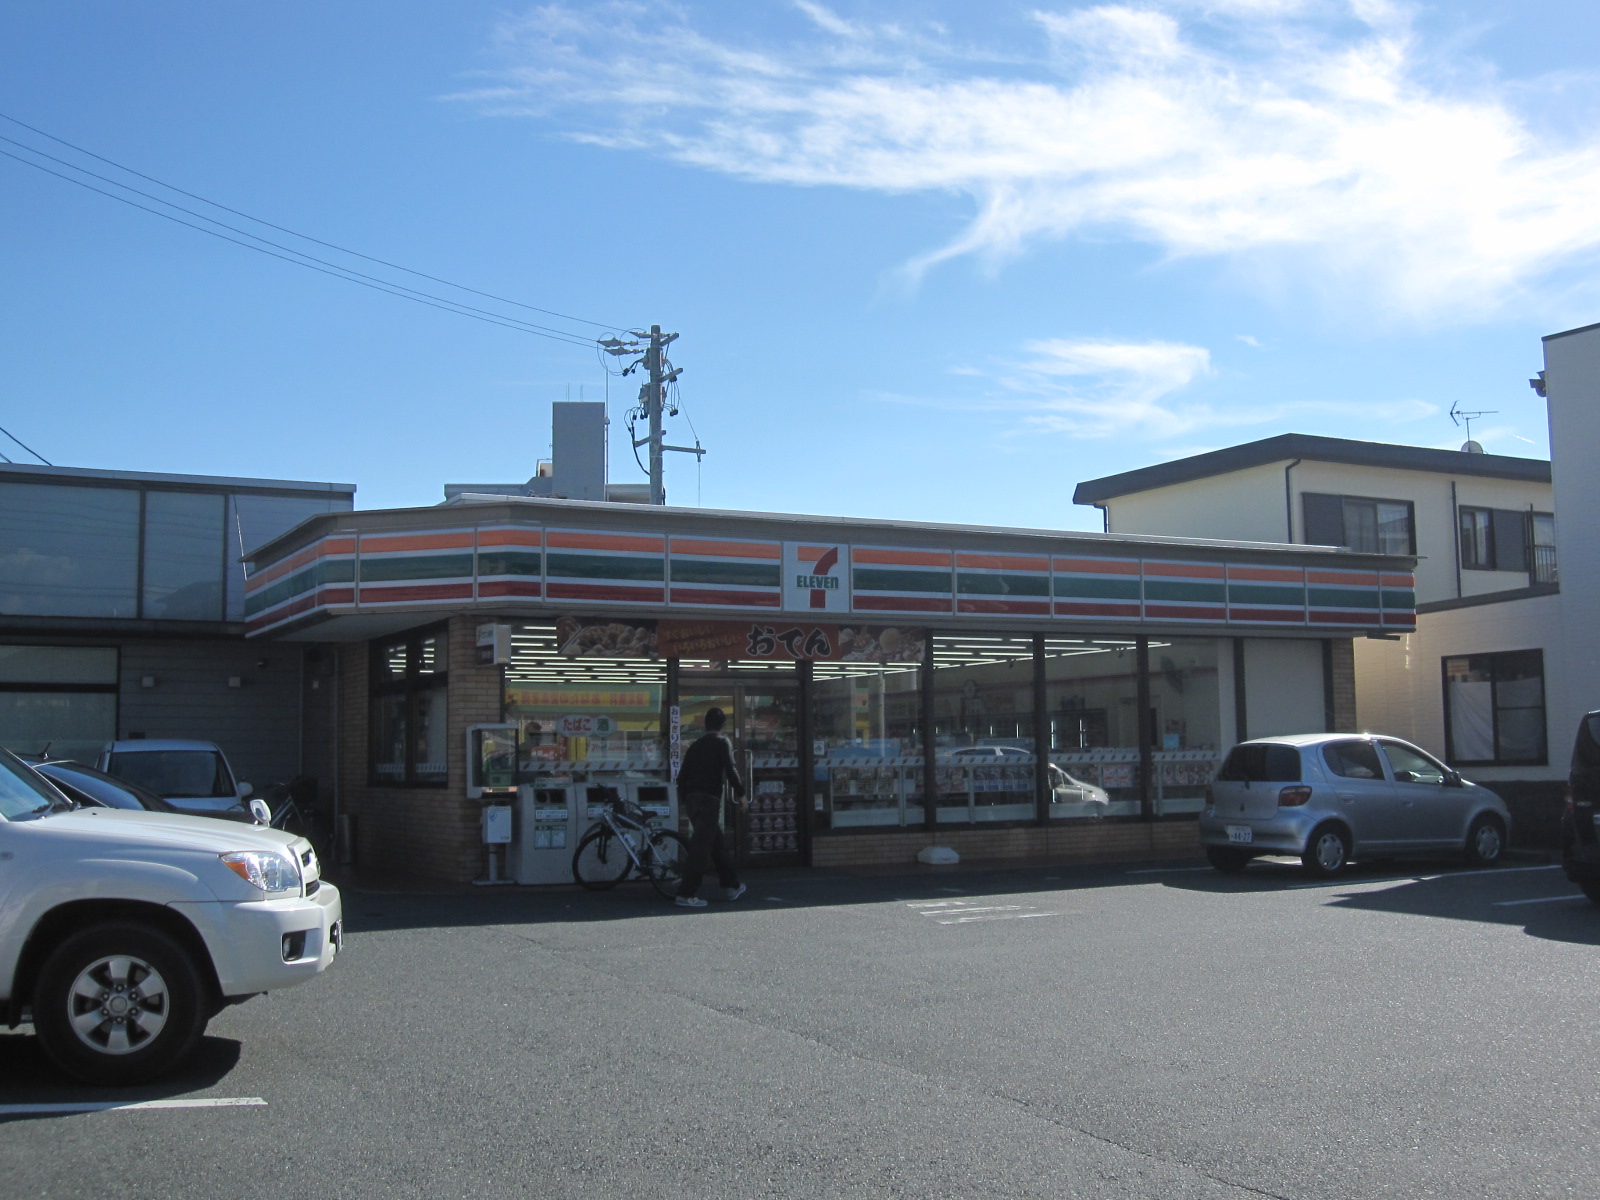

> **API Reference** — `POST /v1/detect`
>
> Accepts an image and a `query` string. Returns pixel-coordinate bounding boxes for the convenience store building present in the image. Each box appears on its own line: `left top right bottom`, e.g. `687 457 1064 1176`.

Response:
242 495 1415 882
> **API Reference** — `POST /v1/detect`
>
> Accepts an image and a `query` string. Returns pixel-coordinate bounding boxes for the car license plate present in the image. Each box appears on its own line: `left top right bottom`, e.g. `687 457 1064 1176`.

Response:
1226 825 1253 844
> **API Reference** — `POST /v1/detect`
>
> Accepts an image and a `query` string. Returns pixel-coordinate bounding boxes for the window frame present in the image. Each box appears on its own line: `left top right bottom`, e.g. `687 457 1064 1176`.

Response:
1301 493 1416 555
1441 649 1547 768
368 624 451 787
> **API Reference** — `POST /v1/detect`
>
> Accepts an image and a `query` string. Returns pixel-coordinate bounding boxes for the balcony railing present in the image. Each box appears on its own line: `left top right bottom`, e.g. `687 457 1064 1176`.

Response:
1532 544 1558 585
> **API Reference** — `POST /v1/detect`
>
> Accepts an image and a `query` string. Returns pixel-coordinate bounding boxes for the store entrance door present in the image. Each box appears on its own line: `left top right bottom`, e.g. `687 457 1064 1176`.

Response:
678 679 805 866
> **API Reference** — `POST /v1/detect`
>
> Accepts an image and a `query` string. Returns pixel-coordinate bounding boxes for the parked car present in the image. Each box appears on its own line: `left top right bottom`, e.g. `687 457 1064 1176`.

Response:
0 745 340 1084
97 739 252 815
1560 710 1600 907
1199 732 1511 877
27 757 265 824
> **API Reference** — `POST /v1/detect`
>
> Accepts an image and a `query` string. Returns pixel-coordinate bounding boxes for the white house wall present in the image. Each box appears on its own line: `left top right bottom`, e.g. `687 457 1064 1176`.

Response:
1543 325 1600 736
1103 464 1289 542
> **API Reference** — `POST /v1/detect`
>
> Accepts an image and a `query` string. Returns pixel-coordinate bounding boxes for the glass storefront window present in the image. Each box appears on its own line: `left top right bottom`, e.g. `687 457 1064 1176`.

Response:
811 661 922 829
143 491 225 621
368 626 448 786
931 634 1037 823
0 483 139 618
0 645 119 764
1043 635 1143 817
1146 638 1224 814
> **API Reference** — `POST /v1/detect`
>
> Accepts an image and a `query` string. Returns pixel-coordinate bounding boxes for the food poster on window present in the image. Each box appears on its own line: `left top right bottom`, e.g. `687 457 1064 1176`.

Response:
553 615 925 664
742 768 801 858
503 682 663 776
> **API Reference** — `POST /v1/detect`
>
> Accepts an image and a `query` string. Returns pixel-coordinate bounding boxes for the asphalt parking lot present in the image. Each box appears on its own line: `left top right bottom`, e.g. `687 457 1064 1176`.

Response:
5 853 1598 1199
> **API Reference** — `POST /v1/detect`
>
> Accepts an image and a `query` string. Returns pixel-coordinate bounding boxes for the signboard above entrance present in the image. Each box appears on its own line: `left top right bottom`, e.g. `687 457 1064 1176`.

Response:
554 616 925 664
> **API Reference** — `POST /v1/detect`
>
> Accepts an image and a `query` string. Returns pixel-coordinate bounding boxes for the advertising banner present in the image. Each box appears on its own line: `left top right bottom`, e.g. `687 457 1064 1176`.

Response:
554 615 923 663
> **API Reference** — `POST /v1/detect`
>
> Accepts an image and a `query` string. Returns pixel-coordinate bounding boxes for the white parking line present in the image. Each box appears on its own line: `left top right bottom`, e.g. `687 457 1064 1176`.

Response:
1126 866 1215 875
1288 864 1562 891
0 1097 266 1115
937 911 1061 925
1493 894 1585 907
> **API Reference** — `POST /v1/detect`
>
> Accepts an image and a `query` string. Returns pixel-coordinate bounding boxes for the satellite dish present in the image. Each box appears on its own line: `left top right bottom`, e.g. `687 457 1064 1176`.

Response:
1461 440 1484 454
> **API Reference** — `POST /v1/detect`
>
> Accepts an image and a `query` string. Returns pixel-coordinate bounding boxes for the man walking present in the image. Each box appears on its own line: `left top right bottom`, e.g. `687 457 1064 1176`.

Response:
674 707 747 908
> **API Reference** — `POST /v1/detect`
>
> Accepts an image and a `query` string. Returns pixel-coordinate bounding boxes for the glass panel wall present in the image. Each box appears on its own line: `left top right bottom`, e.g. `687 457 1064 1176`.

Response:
0 645 119 763
1146 637 1224 814
0 483 139 617
1042 635 1143 817
143 491 225 620
811 660 922 829
930 634 1037 823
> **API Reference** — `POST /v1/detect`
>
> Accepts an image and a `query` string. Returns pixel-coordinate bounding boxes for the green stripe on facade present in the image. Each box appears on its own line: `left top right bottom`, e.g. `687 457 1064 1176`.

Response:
1380 589 1415 610
244 558 354 616
478 551 543 577
1054 577 1141 600
852 567 952 595
1307 587 1381 609
1144 580 1226 603
956 572 1049 597
671 559 782 587
361 553 476 583
545 552 664 582
1228 583 1306 606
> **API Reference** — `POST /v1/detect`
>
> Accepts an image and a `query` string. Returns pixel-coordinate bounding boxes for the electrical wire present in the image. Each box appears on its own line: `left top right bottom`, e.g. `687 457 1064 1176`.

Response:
0 145 601 349
0 423 50 465
0 111 620 334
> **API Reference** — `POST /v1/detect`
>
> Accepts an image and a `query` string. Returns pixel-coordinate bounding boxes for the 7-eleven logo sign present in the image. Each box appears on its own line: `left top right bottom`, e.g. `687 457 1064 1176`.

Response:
784 543 849 612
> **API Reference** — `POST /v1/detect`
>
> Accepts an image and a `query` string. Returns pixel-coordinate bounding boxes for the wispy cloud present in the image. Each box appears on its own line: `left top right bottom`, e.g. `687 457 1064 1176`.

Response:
460 0 1600 320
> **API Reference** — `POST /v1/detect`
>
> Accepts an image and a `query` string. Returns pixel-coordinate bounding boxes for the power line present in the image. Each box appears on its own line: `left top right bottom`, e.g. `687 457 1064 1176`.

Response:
0 423 51 466
0 111 620 334
0 146 600 349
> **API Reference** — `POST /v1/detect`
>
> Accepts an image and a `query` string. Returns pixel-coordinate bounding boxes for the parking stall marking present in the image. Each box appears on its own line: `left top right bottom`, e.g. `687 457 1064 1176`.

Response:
905 899 1062 925
0 1097 267 1116
1493 893 1586 907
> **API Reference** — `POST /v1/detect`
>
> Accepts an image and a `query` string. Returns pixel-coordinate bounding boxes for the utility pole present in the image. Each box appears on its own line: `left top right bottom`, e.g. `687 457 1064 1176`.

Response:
599 325 704 505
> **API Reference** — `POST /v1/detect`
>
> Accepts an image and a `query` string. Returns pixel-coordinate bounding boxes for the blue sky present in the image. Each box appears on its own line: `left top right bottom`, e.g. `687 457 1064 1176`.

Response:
5 0 1599 534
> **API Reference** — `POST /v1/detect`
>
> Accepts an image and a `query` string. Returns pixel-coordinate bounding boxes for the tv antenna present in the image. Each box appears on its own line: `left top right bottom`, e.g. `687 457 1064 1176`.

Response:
1449 400 1496 451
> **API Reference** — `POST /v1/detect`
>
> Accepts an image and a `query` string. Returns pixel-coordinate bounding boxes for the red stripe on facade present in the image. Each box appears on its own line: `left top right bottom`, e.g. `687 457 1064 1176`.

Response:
852 595 952 612
1052 557 1140 575
955 598 1052 615
1307 570 1380 586
852 548 950 567
669 538 781 559
477 581 543 598
356 583 475 603
476 528 542 548
1227 607 1305 623
1143 604 1228 620
1227 566 1304 583
1055 601 1141 617
1381 611 1417 625
1144 562 1226 579
668 587 783 607
954 553 1049 572
360 531 475 554
546 531 665 553
1379 572 1414 587
546 582 668 603
1307 610 1374 624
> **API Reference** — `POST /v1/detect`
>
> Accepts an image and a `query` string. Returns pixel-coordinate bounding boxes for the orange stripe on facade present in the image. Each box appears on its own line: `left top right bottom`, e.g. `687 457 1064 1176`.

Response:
955 553 1048 572
1380 572 1414 587
476 527 543 548
1144 561 1226 579
1307 570 1380 586
547 530 665 553
670 538 782 559
1227 566 1304 583
852 548 950 567
1052 557 1140 576
359 531 476 554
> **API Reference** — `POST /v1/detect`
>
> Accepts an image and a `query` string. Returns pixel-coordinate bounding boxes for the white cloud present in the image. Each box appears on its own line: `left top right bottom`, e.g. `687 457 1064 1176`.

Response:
462 1 1600 320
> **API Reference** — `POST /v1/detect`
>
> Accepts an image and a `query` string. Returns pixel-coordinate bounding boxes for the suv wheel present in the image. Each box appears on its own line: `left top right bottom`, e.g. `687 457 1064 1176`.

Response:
32 922 210 1086
1465 816 1506 867
1302 826 1350 878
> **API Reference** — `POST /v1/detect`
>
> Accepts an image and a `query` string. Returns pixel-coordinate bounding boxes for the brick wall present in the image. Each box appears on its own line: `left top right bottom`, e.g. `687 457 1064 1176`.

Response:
335 616 507 882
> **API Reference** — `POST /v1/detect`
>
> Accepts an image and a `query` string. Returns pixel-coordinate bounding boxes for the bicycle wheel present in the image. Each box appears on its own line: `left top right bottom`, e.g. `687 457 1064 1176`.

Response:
643 829 690 899
572 828 633 890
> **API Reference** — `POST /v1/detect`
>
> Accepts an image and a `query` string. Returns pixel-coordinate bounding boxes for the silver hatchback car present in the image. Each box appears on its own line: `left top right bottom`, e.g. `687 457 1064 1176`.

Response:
1198 733 1512 877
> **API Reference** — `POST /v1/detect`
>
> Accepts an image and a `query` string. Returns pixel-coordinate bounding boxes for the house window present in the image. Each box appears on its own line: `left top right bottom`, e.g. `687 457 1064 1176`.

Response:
1458 506 1534 573
1442 649 1546 766
1531 513 1557 583
1301 494 1414 555
369 626 449 786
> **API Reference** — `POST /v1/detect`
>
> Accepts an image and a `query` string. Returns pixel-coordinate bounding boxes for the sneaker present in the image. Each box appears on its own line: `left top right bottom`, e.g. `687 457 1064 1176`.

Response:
675 895 708 908
721 883 748 902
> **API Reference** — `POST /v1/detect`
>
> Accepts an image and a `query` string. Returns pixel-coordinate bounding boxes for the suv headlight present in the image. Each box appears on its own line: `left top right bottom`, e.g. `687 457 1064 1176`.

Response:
221 850 301 893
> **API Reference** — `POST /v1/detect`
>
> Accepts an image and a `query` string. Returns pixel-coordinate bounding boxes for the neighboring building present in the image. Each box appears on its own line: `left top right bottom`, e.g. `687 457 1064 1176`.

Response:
0 463 355 791
1074 433 1562 840
443 401 650 504
240 494 1412 881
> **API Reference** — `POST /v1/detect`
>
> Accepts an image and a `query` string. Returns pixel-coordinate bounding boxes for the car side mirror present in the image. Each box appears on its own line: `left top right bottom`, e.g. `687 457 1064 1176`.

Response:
247 797 272 825
1444 771 1463 788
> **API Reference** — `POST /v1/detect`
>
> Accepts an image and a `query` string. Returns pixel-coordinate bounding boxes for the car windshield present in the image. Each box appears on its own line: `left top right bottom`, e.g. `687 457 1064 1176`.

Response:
106 750 232 798
0 749 71 819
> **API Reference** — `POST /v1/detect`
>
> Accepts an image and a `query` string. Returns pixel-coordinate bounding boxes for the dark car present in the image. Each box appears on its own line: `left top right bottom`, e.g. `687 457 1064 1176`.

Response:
28 759 256 823
1561 711 1600 906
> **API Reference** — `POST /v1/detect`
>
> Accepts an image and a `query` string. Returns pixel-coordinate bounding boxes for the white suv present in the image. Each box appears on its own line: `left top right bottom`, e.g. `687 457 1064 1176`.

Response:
0 747 341 1084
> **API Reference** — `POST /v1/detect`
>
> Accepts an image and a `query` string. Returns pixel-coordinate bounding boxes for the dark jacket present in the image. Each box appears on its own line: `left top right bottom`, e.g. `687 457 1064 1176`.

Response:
677 731 744 799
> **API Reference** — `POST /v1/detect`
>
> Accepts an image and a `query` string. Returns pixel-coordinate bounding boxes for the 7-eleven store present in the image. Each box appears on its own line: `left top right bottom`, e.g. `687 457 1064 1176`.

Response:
242 496 1415 883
